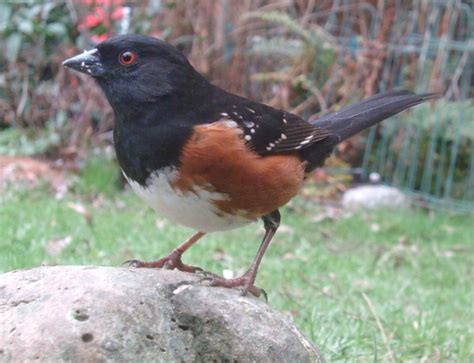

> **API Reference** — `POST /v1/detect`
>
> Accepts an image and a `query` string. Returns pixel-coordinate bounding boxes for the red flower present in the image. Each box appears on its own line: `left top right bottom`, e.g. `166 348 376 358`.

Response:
79 7 108 30
80 0 124 6
91 33 110 43
77 0 125 41
111 7 124 20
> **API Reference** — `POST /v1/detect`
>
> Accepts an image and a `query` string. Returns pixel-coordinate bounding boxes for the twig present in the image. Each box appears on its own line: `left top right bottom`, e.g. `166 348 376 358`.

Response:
308 85 328 113
16 70 29 121
362 293 396 363
445 46 470 100
290 94 317 115
300 0 316 28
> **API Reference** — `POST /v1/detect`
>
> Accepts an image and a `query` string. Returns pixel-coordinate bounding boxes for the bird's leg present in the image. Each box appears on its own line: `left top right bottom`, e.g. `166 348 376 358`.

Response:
124 231 206 273
207 210 280 297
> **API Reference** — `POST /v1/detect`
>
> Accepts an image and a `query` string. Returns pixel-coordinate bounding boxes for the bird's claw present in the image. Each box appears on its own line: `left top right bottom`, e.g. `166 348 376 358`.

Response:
121 259 143 268
121 254 202 273
197 270 220 280
200 273 265 299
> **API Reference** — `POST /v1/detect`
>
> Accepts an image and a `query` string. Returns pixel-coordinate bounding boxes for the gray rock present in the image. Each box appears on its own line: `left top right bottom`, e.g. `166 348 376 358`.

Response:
0 266 324 363
342 185 410 210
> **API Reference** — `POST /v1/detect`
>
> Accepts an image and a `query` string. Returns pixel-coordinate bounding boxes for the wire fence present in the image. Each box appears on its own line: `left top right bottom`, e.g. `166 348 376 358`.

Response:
320 0 473 213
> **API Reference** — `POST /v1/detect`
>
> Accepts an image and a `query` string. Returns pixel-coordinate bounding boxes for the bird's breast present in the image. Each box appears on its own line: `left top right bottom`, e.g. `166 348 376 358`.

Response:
122 120 306 232
124 167 253 232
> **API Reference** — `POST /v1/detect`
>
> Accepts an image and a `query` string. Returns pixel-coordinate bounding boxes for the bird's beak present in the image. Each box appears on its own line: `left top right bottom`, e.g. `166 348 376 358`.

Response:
62 48 105 77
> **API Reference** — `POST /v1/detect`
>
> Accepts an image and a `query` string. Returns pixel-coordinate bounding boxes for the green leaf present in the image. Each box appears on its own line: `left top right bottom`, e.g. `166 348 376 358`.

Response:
41 2 56 20
26 4 43 19
6 33 22 63
47 22 66 36
0 4 12 32
18 18 34 34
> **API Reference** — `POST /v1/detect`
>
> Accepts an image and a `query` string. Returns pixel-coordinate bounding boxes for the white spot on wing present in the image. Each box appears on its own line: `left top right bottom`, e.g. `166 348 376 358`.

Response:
221 120 237 128
232 111 243 119
246 107 256 114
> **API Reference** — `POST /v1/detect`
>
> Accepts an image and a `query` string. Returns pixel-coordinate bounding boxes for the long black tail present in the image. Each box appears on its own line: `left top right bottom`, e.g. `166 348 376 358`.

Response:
303 90 439 172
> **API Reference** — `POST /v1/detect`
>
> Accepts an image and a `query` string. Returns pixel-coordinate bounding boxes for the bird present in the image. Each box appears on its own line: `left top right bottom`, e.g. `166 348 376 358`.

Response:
63 34 437 297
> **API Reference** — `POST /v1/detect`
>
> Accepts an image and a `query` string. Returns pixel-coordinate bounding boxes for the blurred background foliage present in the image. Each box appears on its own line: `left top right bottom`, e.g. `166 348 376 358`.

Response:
0 0 473 209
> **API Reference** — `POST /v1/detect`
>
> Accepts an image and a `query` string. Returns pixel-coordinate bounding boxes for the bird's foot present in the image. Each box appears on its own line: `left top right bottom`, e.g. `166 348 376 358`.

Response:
123 251 202 273
202 271 266 299
196 269 221 279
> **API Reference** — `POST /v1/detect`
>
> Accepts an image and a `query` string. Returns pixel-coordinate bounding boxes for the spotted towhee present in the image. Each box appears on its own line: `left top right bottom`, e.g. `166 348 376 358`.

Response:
63 34 437 296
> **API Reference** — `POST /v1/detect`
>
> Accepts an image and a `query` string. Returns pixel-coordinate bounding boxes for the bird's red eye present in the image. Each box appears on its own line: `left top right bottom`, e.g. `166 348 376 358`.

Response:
119 51 137 66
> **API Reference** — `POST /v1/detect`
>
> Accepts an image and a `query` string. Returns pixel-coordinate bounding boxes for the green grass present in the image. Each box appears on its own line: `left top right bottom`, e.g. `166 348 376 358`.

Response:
1 157 472 362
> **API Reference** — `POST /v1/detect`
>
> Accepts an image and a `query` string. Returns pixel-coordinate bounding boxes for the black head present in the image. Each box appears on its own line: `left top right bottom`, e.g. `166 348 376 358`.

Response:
63 35 203 110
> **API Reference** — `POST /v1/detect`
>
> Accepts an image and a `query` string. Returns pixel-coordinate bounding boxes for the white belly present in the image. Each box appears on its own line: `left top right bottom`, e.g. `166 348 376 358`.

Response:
124 167 253 232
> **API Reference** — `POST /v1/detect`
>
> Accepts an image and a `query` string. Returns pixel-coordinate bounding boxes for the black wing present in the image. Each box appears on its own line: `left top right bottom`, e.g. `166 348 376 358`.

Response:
216 102 329 155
